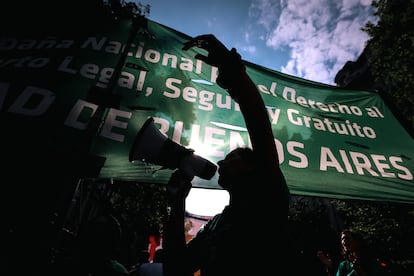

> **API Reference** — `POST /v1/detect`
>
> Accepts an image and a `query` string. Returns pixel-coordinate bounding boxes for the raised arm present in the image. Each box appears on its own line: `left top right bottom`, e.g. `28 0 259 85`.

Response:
164 34 290 276
183 34 285 191
163 170 194 276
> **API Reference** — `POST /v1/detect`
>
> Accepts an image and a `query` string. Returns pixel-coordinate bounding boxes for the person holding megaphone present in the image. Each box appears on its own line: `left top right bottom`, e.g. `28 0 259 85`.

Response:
163 34 295 276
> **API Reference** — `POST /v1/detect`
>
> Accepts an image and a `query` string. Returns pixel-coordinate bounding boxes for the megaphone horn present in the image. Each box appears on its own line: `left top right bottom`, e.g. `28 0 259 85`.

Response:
129 117 217 180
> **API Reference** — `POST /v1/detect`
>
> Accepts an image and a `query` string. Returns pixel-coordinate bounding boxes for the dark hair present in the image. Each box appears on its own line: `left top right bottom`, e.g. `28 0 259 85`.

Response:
340 229 369 262
222 147 260 195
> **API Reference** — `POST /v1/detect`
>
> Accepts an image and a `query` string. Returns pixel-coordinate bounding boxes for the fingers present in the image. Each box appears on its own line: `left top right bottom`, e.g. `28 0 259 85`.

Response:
182 35 229 69
167 170 192 198
182 34 216 51
194 54 209 64
182 41 194 51
182 36 203 51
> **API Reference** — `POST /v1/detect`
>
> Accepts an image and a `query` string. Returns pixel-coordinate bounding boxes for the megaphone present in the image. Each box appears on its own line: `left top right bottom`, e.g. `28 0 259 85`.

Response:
129 117 217 180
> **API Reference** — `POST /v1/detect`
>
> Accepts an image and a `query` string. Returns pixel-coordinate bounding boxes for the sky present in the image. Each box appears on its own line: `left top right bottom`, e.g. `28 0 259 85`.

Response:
132 0 378 216
137 0 377 86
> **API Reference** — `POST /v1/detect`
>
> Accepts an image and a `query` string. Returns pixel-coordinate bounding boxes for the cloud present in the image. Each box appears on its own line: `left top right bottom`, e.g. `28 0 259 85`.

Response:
248 0 376 85
241 45 257 55
248 0 282 31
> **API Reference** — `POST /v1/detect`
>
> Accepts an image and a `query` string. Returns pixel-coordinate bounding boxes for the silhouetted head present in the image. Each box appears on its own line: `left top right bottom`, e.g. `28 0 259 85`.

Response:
217 147 256 193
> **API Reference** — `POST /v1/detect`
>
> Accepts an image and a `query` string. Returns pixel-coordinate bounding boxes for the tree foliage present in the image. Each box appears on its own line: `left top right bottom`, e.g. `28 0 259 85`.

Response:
333 199 414 260
362 0 414 133
287 197 414 273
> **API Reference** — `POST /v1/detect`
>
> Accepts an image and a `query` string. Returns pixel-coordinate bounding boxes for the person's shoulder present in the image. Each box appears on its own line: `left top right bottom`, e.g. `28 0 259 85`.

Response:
336 260 353 275
191 211 227 239
201 213 223 232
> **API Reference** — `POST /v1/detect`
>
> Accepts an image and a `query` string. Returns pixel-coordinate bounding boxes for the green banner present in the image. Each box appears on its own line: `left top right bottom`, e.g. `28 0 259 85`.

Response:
1 18 413 204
